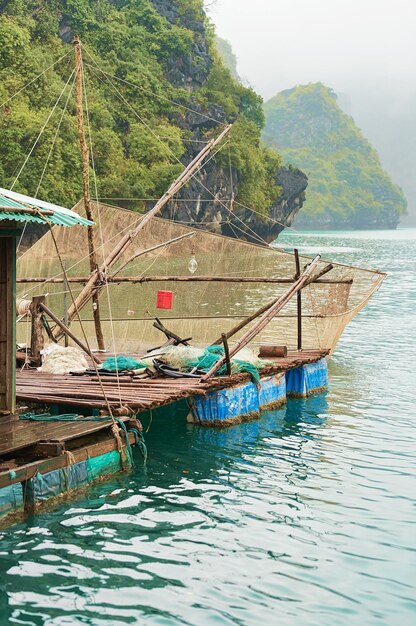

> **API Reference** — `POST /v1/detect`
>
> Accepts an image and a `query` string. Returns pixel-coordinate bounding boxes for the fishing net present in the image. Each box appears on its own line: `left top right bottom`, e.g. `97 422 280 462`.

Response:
17 201 385 355
100 356 147 372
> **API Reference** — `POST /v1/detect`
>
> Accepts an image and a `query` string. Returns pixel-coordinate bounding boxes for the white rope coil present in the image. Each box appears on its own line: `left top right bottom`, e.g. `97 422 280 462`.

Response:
16 299 32 316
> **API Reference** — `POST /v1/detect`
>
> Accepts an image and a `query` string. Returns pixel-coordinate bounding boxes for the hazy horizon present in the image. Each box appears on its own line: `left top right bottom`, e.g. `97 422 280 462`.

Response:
206 0 416 223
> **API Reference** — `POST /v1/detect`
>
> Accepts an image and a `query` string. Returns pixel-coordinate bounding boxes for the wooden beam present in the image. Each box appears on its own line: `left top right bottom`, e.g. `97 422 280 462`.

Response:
17 276 353 285
0 234 16 415
30 295 45 366
294 248 302 351
221 333 232 375
73 34 105 351
40 302 101 364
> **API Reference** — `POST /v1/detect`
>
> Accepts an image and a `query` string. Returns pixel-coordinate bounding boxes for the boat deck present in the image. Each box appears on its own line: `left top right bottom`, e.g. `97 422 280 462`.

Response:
16 349 328 412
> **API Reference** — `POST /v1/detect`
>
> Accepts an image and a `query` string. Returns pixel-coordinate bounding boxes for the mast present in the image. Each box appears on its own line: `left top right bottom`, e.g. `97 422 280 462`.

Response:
73 34 105 351
53 123 231 336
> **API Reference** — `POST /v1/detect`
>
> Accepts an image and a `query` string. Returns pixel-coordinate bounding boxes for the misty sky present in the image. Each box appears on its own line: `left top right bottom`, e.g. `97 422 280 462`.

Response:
206 0 416 101
206 0 416 220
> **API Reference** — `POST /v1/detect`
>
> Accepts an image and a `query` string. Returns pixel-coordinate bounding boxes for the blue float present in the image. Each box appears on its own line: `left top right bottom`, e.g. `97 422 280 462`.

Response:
286 357 328 398
189 373 286 426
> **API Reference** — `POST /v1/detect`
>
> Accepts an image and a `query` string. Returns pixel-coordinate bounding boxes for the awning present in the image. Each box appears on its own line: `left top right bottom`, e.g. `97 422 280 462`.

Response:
0 187 93 227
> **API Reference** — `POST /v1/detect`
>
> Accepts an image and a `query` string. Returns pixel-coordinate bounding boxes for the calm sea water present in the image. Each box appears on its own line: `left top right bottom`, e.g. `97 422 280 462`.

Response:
1 230 415 625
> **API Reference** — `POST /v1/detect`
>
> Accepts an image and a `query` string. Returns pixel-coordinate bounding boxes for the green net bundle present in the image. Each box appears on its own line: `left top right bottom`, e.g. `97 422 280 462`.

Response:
182 345 263 384
101 356 148 372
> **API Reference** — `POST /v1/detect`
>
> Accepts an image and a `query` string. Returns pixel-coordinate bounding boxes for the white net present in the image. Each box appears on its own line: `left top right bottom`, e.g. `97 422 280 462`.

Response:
17 202 385 354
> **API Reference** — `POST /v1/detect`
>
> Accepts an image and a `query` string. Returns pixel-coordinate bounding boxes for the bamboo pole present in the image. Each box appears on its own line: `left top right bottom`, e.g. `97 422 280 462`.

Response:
304 263 334 286
203 256 321 380
54 123 232 336
111 232 195 278
73 34 105 350
209 263 338 346
294 249 302 350
40 302 101 364
20 276 352 285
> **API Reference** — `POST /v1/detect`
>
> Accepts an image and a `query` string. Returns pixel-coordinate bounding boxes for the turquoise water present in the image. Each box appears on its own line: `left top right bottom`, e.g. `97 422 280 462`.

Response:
1 230 415 625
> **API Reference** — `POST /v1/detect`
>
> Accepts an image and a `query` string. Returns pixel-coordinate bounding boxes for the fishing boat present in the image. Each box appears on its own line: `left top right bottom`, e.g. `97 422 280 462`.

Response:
0 38 385 525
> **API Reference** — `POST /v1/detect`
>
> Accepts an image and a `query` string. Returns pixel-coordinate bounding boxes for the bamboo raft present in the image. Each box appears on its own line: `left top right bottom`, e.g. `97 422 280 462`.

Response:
16 349 328 412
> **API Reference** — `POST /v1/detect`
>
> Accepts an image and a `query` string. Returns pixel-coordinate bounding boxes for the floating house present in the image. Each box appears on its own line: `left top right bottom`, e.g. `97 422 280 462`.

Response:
0 190 144 525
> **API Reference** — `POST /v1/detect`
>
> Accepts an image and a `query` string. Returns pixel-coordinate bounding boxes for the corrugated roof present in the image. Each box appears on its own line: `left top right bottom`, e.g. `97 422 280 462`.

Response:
0 188 93 227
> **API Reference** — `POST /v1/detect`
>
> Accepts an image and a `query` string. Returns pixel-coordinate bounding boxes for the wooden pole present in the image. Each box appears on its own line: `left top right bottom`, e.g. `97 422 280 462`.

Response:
30 295 45 366
111 232 195 278
73 34 105 351
63 268 69 347
203 256 321 380
0 232 16 415
221 333 232 375
304 263 334 286
294 248 302 350
41 302 101 364
18 275 353 285
53 123 232 337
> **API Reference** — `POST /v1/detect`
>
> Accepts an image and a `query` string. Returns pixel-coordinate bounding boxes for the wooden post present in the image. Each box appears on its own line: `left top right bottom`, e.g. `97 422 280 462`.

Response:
0 231 16 415
294 248 302 350
73 34 105 351
40 302 101 364
30 295 45 366
221 333 232 375
63 269 69 347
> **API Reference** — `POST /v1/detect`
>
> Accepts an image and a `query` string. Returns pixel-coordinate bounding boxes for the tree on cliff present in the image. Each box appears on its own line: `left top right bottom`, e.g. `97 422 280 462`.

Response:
0 0 283 226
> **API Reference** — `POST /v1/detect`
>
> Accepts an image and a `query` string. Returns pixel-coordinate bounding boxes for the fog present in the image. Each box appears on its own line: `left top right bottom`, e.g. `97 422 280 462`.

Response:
206 0 416 222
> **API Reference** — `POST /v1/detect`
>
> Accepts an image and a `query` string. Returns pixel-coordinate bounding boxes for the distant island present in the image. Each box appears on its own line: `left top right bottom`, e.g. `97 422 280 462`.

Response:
263 83 407 229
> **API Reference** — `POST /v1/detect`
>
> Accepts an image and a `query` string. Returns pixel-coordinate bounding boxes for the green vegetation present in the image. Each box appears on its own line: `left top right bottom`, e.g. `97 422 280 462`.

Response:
0 0 282 215
215 37 239 81
263 83 407 227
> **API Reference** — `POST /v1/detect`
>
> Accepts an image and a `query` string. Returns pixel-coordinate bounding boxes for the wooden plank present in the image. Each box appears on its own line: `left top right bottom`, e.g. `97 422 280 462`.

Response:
0 417 115 455
0 235 16 414
0 431 136 489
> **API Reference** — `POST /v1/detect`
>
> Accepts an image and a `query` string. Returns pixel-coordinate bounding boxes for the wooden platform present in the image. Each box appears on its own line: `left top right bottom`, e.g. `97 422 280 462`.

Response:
0 411 138 490
16 349 328 412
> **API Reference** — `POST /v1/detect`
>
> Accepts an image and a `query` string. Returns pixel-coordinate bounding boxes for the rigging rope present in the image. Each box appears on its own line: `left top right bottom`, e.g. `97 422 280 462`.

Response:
84 63 279 248
0 50 72 109
83 55 297 235
82 54 227 127
17 72 78 254
11 66 76 190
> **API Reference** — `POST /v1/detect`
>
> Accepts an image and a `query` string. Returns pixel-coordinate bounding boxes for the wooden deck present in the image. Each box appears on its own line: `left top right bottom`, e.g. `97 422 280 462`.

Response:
0 348 328 495
16 349 328 412
0 411 138 490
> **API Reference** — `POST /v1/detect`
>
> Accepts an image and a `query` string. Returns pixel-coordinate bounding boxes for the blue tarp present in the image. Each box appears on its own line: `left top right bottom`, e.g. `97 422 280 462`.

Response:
191 373 287 424
286 357 328 397
0 483 23 519
25 450 127 505
258 374 286 408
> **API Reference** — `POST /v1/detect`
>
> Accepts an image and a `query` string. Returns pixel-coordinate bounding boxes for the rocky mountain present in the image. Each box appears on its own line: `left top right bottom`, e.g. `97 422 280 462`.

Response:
263 83 407 229
0 0 307 243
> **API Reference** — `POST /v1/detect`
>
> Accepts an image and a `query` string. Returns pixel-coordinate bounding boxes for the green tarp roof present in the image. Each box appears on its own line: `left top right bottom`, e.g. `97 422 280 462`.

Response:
0 188 93 227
